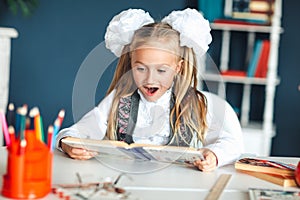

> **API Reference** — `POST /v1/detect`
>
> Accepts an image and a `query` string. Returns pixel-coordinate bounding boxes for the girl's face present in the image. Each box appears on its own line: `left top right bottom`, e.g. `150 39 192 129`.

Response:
131 47 182 102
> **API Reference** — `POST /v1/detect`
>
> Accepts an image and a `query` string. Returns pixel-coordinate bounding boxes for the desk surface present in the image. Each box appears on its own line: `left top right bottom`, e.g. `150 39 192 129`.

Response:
0 147 299 200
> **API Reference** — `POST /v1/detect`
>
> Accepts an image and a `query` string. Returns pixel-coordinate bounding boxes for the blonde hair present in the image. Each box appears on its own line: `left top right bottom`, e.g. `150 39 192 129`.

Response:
106 22 207 144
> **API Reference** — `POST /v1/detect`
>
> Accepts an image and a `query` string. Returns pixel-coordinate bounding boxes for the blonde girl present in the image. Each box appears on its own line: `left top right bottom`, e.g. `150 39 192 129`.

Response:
57 8 244 172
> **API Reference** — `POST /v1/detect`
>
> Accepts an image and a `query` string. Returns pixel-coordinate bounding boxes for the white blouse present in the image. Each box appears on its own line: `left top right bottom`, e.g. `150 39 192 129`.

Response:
56 90 244 167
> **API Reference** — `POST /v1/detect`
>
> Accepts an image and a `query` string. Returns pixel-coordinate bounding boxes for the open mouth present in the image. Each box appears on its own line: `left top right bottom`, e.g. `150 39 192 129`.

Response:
144 86 159 95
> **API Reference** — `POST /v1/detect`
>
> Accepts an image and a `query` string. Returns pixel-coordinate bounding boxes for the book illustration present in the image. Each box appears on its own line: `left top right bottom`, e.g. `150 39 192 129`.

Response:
239 170 297 187
235 158 296 176
249 188 300 200
61 137 204 164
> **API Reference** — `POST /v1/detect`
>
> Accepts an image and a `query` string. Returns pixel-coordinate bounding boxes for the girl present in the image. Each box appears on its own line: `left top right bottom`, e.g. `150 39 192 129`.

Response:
56 8 244 172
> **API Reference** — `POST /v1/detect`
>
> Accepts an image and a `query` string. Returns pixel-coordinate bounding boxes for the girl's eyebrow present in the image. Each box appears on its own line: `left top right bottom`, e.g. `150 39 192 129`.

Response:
133 61 171 68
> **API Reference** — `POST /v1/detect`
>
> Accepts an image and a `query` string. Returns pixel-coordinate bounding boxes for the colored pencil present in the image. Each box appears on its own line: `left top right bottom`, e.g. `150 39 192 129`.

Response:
0 108 11 146
8 126 15 145
7 103 15 127
52 109 65 149
47 125 53 150
0 120 3 146
19 139 27 155
29 107 44 142
39 115 45 142
17 106 28 141
7 126 17 153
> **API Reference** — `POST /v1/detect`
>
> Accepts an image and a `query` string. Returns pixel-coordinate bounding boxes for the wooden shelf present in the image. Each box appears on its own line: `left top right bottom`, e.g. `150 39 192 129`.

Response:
202 73 281 85
210 23 284 33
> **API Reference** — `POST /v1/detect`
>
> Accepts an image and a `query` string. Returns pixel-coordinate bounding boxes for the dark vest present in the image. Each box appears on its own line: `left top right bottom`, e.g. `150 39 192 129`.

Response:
116 90 192 146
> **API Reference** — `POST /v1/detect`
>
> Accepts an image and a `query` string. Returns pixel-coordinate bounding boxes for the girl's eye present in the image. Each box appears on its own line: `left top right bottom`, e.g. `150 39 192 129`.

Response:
136 66 146 71
157 69 166 73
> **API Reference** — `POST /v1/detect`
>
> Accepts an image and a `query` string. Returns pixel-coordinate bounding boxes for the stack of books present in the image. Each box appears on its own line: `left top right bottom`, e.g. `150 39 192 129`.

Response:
223 0 275 25
235 157 297 187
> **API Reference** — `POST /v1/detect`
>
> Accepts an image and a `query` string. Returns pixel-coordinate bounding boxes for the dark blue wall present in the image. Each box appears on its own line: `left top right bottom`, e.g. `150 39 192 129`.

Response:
0 0 299 156
271 0 300 157
0 0 196 127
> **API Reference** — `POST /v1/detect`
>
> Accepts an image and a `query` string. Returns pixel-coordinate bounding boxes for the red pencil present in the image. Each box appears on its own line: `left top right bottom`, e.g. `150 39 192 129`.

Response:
8 126 16 153
19 139 27 155
56 109 65 128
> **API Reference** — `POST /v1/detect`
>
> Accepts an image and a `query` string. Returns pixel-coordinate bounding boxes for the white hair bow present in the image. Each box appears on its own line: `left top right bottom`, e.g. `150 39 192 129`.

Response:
104 8 212 57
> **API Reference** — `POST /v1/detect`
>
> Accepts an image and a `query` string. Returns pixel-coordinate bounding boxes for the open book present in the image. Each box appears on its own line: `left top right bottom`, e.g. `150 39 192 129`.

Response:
61 137 204 164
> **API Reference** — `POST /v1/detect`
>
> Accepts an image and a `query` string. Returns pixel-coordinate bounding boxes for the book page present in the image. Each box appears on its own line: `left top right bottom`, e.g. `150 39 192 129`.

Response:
61 137 204 164
61 137 135 160
143 146 204 164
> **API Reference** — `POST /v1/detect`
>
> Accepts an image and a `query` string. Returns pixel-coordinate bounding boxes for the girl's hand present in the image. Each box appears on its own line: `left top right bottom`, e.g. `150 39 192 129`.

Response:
60 137 98 160
194 148 218 172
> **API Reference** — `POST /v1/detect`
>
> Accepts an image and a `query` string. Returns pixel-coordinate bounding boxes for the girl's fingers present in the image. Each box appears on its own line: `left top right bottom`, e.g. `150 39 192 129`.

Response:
62 143 97 160
194 149 218 171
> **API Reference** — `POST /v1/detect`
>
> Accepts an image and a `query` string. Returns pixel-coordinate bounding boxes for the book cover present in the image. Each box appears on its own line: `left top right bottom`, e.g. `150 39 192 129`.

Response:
247 40 263 77
249 188 300 200
238 170 297 187
254 40 270 78
61 137 204 164
235 158 296 176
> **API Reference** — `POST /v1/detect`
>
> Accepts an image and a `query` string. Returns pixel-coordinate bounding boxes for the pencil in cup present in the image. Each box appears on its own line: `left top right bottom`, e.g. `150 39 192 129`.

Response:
1 130 53 199
0 109 11 146
51 109 65 150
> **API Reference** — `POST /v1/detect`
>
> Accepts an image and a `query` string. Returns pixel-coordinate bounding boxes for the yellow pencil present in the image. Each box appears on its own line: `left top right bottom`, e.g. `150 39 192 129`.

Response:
29 107 43 142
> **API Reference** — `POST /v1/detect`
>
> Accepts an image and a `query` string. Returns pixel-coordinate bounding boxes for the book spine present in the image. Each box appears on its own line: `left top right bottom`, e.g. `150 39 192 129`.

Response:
247 40 263 77
254 40 270 78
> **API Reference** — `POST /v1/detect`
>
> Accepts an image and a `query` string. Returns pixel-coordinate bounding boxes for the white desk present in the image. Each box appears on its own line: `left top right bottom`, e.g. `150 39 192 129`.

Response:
0 147 299 199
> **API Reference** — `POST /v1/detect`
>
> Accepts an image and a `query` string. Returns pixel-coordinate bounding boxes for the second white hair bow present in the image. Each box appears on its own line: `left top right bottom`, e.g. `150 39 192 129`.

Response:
105 8 212 57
